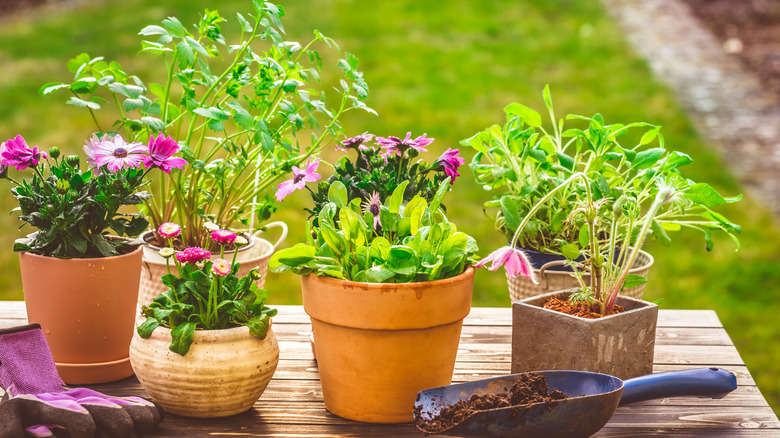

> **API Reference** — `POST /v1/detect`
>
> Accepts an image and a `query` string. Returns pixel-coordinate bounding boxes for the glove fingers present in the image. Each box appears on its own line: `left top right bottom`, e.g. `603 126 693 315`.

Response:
24 425 55 437
13 396 95 438
0 396 25 438
80 400 134 438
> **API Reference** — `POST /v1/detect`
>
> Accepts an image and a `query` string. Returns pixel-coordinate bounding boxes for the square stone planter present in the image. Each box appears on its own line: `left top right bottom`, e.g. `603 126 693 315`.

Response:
511 290 658 380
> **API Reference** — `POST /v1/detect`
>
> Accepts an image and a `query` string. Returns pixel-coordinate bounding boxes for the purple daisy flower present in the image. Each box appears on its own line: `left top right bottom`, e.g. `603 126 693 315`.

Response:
275 158 322 202
144 133 188 173
83 135 103 174
91 135 148 173
336 132 374 152
363 192 382 230
375 132 435 157
175 247 212 264
1 135 48 171
435 148 466 184
211 229 237 244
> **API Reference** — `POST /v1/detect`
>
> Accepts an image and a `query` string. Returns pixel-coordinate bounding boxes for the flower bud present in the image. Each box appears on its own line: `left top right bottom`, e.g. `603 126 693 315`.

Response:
48 146 61 160
249 268 262 280
55 179 70 194
65 155 80 167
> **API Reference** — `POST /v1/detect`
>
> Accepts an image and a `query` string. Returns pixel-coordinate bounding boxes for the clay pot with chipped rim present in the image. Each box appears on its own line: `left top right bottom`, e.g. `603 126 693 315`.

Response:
302 267 474 423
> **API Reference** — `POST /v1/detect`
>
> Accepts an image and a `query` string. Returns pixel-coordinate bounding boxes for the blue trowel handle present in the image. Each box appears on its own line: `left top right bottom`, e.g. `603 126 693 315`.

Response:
619 367 737 406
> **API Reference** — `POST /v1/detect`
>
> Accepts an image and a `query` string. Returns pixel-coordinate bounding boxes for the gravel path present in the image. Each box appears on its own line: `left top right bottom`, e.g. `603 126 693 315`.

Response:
603 0 780 216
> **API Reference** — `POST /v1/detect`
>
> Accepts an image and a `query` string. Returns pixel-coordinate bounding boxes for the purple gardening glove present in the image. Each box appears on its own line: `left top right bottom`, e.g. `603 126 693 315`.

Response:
0 324 164 437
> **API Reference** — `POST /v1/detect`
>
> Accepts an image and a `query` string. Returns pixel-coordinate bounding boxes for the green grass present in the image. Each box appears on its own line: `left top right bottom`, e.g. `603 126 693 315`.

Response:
2 0 780 413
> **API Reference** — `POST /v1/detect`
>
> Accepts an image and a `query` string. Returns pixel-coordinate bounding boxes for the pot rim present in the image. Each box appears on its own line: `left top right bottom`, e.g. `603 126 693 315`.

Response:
136 320 273 342
18 242 143 262
515 289 658 321
304 265 475 289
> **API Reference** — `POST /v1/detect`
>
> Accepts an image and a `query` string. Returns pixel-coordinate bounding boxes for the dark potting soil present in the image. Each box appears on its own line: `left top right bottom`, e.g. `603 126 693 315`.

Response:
543 296 625 319
413 372 568 435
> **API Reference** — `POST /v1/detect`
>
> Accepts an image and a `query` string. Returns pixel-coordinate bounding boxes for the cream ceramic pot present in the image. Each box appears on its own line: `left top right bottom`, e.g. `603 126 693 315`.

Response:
129 324 279 418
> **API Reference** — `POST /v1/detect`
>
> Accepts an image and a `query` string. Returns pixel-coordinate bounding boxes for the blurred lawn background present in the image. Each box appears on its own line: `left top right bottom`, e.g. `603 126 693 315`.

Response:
2 0 780 412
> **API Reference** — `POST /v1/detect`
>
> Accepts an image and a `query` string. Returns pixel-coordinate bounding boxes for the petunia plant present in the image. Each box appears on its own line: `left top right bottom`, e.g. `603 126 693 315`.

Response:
269 178 478 283
301 131 465 219
0 133 181 258
41 1 374 250
137 223 275 356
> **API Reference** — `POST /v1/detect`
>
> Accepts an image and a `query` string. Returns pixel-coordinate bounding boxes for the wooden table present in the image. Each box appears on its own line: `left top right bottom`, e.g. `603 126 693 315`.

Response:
1 302 778 436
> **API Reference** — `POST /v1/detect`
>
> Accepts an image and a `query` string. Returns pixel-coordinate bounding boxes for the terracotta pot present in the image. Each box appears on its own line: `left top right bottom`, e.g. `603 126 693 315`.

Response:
129 323 279 418
137 221 287 307
511 290 658 380
302 267 474 423
19 245 143 384
507 249 654 301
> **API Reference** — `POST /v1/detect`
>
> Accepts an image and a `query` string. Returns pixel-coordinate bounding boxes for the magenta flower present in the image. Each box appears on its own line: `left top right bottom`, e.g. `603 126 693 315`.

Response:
375 132 435 156
145 133 187 173
363 192 382 230
474 246 538 283
158 222 182 239
175 247 212 264
91 135 148 173
435 148 466 184
211 258 232 276
1 135 48 170
336 132 374 152
211 229 237 244
275 158 322 202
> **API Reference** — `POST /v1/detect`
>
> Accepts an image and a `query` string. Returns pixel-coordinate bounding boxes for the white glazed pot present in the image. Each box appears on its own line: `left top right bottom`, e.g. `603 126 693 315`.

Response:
137 221 287 307
129 323 279 418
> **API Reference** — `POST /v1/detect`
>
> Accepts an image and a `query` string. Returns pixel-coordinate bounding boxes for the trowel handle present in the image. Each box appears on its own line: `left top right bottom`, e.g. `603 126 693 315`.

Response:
619 367 737 406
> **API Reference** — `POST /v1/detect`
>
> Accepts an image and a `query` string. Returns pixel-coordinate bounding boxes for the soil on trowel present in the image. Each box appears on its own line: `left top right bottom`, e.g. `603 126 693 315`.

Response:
543 297 625 319
413 372 568 435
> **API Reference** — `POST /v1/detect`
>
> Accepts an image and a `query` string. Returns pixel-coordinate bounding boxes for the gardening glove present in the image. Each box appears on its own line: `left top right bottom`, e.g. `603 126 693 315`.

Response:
0 323 165 437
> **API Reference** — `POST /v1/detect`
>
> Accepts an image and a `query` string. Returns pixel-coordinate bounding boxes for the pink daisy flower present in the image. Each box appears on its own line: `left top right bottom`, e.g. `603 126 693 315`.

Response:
90 135 148 173
211 258 232 276
211 229 237 244
144 133 187 173
158 222 181 239
474 246 538 283
275 158 322 202
375 132 435 156
336 132 374 152
435 148 466 184
175 247 211 264
1 135 48 170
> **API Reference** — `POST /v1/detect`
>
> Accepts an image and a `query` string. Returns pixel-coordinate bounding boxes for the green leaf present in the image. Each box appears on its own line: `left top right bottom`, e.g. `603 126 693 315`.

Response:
651 219 672 246
66 97 100 111
364 267 395 283
162 16 186 38
142 116 165 132
666 151 693 168
247 313 271 339
639 126 661 145
270 245 316 268
504 103 542 128
169 322 197 356
137 317 159 338
429 178 450 214
328 181 348 208
704 230 714 252
39 82 69 96
561 243 580 260
630 148 665 170
542 84 553 111
578 224 590 247
388 180 410 214
685 183 726 207
623 274 648 289
500 197 521 232
556 152 575 171
320 222 345 255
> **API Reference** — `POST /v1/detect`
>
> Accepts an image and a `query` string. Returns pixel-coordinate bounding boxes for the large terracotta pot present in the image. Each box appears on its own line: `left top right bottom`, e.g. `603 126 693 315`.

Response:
512 290 658 380
302 267 474 423
129 323 279 418
19 245 143 384
138 221 287 307
507 249 654 301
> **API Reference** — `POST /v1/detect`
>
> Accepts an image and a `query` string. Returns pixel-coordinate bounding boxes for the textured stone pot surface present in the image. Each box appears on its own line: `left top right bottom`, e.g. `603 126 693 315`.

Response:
138 222 287 307
302 267 474 423
129 323 279 418
507 249 654 301
511 290 658 380
19 245 143 384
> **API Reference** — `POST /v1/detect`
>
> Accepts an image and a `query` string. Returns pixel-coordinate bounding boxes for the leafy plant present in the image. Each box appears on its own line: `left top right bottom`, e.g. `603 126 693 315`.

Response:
41 1 373 249
305 132 464 219
137 226 275 355
1 134 163 258
474 87 741 315
270 179 478 283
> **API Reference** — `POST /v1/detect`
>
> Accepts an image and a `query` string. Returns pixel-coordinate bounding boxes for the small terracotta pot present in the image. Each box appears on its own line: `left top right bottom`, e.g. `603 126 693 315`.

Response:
511 290 658 380
302 267 474 423
19 246 143 384
138 222 287 307
129 324 279 418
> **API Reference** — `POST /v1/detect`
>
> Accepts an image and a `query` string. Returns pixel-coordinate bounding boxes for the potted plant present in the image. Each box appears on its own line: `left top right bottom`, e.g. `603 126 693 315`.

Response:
0 133 175 384
270 135 475 423
475 144 741 379
40 1 373 305
129 226 278 418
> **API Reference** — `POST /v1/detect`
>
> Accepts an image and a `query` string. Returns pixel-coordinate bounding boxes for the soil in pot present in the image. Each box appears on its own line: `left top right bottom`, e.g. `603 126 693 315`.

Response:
543 296 625 319
413 372 568 434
